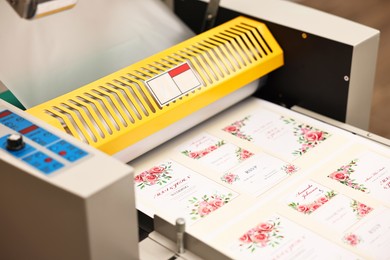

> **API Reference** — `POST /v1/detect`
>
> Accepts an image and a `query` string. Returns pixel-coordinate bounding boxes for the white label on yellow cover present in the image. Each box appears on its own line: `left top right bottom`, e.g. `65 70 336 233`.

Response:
145 62 201 106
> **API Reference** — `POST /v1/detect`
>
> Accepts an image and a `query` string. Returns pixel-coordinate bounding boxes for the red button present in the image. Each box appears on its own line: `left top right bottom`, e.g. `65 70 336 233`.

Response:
59 151 67 156
45 157 53 163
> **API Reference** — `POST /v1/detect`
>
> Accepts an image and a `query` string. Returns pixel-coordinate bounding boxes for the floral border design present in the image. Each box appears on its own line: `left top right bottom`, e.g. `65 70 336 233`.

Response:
222 116 253 141
282 164 298 175
350 200 373 219
221 172 240 184
288 190 336 214
236 147 254 162
328 159 370 193
238 217 284 252
282 117 330 156
181 140 225 159
134 162 172 189
189 193 233 220
343 233 361 247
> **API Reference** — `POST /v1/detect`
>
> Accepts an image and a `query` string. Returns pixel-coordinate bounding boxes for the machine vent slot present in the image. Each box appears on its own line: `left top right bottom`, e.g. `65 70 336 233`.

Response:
68 99 105 139
84 93 120 132
76 96 113 135
44 110 73 136
28 16 283 155
51 106 89 144
120 76 154 114
60 102 97 143
240 22 273 54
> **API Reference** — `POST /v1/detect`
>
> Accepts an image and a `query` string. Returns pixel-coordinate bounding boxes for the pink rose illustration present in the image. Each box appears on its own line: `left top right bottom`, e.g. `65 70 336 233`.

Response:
198 205 212 217
236 148 254 161
251 232 269 245
149 166 165 174
351 200 373 218
359 203 372 213
134 163 172 189
358 208 370 216
310 202 322 211
317 197 328 204
300 127 311 134
238 218 284 252
189 193 233 220
242 150 252 157
145 174 158 184
182 140 225 160
284 118 330 156
221 173 239 184
289 190 336 215
209 198 224 209
224 125 238 133
329 171 348 181
297 205 310 213
304 131 324 142
343 233 360 246
239 233 252 244
208 145 217 151
134 174 144 183
189 152 200 158
222 116 253 142
257 223 274 232
328 159 369 193
285 165 296 173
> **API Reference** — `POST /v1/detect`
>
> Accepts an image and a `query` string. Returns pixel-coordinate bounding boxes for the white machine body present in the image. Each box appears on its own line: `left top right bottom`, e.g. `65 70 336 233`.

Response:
0 100 139 260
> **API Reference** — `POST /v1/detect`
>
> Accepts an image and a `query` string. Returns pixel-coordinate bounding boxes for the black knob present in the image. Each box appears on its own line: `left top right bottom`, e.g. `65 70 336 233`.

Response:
6 134 25 151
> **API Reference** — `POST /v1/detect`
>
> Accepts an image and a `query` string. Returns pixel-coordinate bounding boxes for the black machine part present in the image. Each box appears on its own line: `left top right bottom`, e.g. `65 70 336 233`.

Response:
173 0 357 124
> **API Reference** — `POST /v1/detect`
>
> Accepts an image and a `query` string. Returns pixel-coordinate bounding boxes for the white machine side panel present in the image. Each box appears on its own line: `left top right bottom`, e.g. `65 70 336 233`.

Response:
215 0 379 45
87 175 139 260
346 34 380 130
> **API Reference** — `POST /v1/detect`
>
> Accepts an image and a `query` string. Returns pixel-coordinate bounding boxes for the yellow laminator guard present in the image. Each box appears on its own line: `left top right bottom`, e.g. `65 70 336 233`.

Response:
27 16 283 155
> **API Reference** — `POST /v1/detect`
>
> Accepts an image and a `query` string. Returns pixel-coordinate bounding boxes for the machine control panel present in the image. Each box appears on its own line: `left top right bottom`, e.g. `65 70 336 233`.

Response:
0 109 89 175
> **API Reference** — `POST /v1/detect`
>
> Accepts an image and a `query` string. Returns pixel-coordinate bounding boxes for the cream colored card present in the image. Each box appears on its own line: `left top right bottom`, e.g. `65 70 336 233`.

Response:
285 180 337 215
341 208 390 259
222 153 299 196
134 160 238 225
284 180 374 237
177 133 255 173
326 150 390 205
221 214 358 259
219 105 332 162
312 194 375 235
130 97 389 259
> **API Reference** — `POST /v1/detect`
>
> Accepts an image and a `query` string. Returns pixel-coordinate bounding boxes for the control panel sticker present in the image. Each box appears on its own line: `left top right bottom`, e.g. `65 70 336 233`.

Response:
0 110 33 132
48 140 88 162
145 62 202 106
0 109 90 175
22 151 64 175
23 127 60 146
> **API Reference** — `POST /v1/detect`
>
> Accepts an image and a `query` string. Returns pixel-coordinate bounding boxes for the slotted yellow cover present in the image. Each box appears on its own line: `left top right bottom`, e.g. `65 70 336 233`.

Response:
27 16 283 155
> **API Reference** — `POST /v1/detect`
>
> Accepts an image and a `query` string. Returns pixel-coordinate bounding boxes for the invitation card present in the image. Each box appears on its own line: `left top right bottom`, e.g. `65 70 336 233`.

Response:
327 151 390 204
312 195 374 234
221 153 299 196
286 181 337 215
134 160 238 225
178 133 254 173
222 111 331 161
342 209 390 259
228 214 357 259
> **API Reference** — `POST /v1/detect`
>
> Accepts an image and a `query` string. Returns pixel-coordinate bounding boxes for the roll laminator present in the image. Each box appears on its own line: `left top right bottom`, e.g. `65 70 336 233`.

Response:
0 0 387 259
